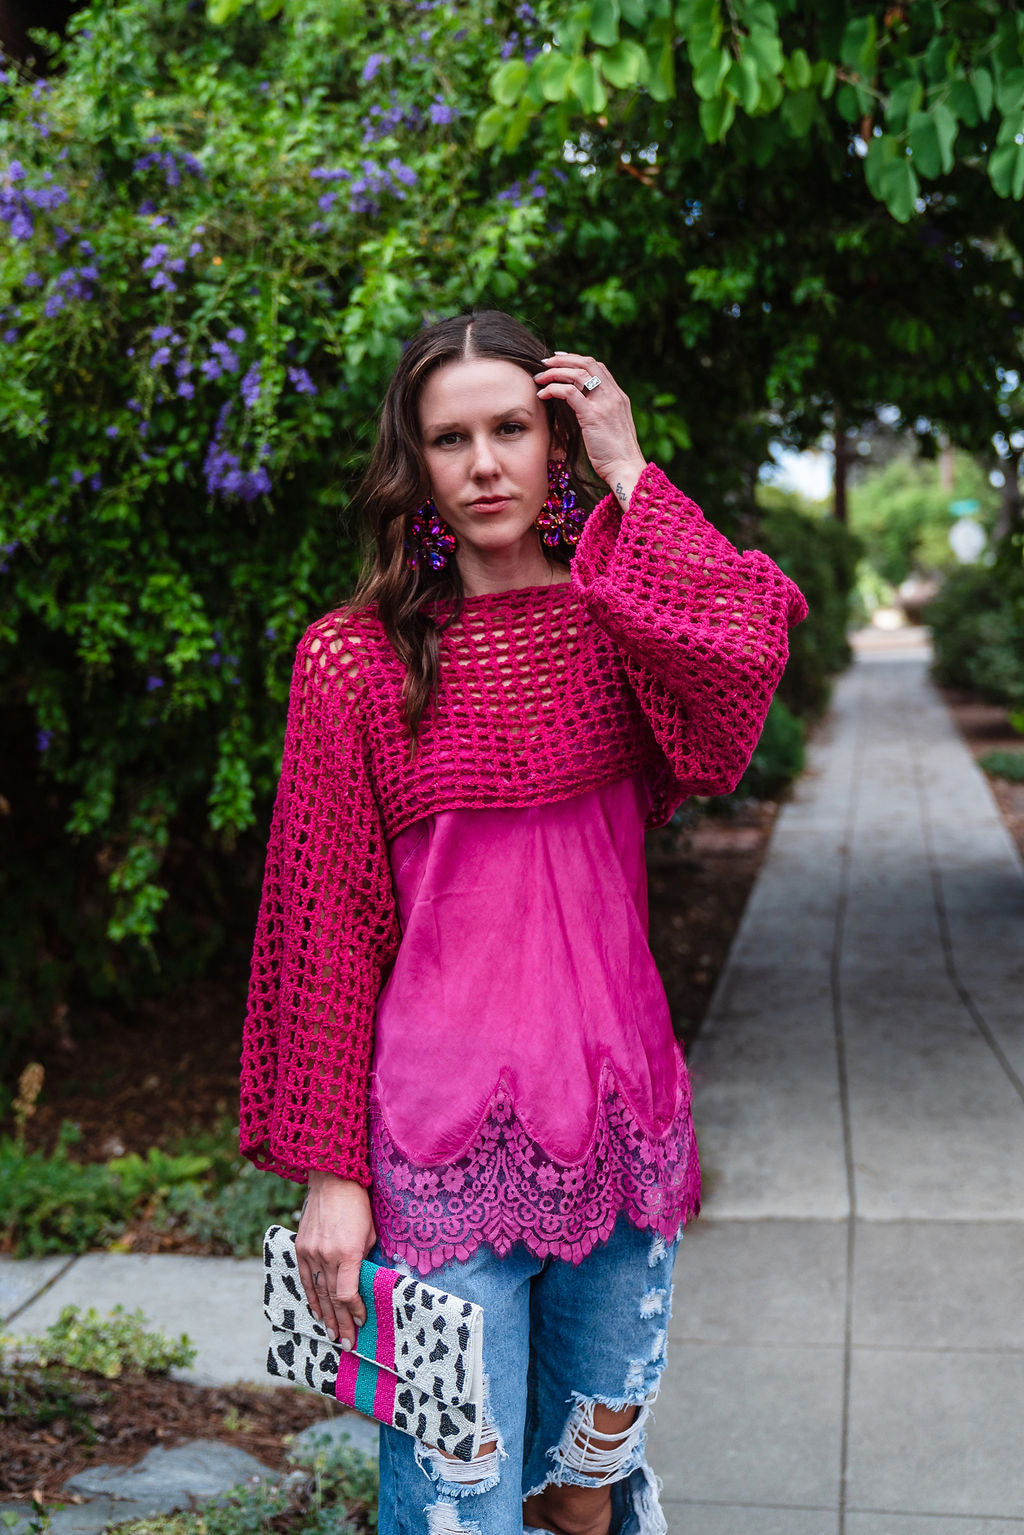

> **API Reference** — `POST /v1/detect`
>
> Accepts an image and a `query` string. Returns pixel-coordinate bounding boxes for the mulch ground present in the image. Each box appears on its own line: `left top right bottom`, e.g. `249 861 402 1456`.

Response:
0 1368 340 1503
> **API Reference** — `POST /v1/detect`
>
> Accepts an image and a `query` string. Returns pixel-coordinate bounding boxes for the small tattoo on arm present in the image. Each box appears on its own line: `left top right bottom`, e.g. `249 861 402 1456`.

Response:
615 481 627 506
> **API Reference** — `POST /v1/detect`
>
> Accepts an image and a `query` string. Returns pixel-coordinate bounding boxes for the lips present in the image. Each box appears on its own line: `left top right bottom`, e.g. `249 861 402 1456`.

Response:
469 496 511 511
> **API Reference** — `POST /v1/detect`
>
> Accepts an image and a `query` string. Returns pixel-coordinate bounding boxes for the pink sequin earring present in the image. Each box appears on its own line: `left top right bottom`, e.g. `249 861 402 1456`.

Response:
535 460 585 549
405 498 457 572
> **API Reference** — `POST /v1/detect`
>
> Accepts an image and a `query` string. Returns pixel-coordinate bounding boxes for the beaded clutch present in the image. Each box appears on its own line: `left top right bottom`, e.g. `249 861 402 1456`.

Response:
262 1224 485 1461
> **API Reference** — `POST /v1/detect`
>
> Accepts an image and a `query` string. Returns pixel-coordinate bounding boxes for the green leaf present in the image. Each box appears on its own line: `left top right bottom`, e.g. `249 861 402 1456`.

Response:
538 50 574 101
647 28 676 101
931 102 958 174
621 0 649 24
947 76 979 129
783 47 812 91
908 109 942 178
475 104 506 148
780 87 816 137
699 90 736 142
839 15 876 75
729 53 762 114
692 46 729 100
568 54 608 114
744 26 782 78
885 76 923 132
492 57 530 107
988 139 1024 199
864 132 898 201
599 39 648 89
972 66 994 119
879 156 920 222
206 0 244 21
996 66 1024 115
502 96 535 151
588 0 621 47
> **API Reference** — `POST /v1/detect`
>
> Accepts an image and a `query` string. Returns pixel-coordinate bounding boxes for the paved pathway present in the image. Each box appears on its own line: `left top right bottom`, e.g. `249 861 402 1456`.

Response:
648 630 1024 1533
4 630 1023 1533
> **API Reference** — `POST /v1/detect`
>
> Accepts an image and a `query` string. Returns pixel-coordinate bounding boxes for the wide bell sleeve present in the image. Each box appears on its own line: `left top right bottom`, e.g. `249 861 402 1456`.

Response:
573 462 808 808
240 625 399 1186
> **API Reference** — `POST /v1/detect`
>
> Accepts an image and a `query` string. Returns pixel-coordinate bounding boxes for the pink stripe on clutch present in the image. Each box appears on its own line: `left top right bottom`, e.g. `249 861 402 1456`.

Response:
334 1345 361 1409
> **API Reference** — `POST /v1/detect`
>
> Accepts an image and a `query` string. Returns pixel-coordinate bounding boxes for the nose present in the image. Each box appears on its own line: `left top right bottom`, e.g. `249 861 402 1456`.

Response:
469 433 500 479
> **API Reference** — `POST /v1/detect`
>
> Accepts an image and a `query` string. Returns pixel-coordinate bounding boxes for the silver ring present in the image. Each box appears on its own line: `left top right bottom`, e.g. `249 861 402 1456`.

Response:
582 375 602 392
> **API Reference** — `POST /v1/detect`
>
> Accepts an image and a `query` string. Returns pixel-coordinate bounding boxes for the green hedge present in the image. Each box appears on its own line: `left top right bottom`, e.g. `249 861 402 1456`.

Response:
925 544 1024 717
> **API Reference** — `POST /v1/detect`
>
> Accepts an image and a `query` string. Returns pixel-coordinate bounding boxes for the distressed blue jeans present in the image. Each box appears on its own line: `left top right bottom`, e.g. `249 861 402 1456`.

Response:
372 1215 682 1535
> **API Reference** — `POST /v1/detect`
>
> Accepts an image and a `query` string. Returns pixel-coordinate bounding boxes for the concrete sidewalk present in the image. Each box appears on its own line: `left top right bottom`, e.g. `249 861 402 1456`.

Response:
647 630 1024 1533
4 630 1023 1533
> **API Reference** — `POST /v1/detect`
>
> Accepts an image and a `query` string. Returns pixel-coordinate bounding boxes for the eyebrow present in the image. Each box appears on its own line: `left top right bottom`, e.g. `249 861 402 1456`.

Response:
423 405 536 435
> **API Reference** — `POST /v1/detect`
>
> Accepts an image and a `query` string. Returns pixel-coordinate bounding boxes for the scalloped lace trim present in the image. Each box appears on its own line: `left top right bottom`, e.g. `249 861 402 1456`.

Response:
368 1069 700 1276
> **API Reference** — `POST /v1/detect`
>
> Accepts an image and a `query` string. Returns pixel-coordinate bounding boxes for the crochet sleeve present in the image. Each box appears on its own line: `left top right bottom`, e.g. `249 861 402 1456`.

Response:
572 462 808 802
240 621 399 1186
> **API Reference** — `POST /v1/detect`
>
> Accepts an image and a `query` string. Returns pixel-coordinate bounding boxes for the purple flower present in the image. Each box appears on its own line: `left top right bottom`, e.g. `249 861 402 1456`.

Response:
429 100 457 125
37 729 54 752
209 651 222 665
362 51 387 82
44 292 65 316
150 270 177 292
151 346 171 367
210 341 239 372
142 243 169 271
177 382 195 398
2 327 17 343
240 363 261 408
146 675 164 691
264 625 277 640
201 357 222 382
151 324 173 341
138 199 156 216
189 240 203 257
226 326 246 344
89 474 102 491
175 357 193 378
24 270 42 288
317 190 337 212
10 211 32 240
287 366 317 395
105 424 119 438
71 468 84 484
387 157 417 187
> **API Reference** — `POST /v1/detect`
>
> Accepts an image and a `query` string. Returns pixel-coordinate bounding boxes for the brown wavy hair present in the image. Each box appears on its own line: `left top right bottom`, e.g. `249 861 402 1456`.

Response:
348 310 594 747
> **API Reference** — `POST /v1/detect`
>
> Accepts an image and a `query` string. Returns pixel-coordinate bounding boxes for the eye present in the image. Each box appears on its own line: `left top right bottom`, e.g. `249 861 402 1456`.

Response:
498 421 526 435
432 431 461 447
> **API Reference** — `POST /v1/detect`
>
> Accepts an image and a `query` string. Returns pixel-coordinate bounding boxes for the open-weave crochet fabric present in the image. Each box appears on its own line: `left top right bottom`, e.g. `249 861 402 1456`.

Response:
240 463 807 1187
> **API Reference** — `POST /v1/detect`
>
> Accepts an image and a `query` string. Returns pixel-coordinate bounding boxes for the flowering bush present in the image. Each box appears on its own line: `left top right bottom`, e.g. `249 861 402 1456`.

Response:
0 0 559 1056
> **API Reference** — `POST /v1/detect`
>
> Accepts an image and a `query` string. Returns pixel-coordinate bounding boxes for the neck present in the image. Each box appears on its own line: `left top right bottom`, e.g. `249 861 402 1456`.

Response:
456 542 568 597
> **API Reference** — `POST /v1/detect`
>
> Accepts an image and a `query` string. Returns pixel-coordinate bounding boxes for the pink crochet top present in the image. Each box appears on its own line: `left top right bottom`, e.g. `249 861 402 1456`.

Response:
368 771 699 1273
240 464 807 1190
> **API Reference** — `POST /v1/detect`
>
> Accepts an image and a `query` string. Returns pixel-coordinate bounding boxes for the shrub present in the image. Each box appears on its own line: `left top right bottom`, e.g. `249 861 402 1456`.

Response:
979 750 1024 783
926 550 1024 711
0 1122 212 1255
0 0 557 1066
20 1303 196 1378
166 1159 303 1257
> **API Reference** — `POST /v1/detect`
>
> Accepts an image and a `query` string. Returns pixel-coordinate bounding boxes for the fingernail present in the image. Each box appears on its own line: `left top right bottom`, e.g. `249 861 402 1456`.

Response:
339 1336 353 1353
326 1324 337 1339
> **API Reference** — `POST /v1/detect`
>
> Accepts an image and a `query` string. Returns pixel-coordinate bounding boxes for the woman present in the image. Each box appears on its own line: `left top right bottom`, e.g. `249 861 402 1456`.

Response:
241 310 806 1535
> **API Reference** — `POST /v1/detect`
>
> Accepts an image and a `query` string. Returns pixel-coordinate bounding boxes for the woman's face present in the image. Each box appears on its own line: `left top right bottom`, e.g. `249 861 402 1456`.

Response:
417 357 551 563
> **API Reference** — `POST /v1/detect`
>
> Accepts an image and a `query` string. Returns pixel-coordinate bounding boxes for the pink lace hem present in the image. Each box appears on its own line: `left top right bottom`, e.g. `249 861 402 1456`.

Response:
368 1066 700 1275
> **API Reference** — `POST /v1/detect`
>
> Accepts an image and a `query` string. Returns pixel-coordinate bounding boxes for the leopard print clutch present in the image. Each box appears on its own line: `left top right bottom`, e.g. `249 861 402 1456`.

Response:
262 1224 485 1461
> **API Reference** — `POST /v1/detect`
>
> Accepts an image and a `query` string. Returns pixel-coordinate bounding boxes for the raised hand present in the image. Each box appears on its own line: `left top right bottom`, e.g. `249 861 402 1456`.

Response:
534 351 647 507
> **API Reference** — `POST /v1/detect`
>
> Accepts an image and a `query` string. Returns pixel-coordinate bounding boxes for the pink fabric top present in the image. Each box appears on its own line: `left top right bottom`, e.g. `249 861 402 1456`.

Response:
240 464 808 1187
368 772 701 1271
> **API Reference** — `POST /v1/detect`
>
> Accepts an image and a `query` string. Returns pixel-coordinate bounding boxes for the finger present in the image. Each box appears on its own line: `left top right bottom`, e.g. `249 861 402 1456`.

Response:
330 1271 366 1350
535 380 588 414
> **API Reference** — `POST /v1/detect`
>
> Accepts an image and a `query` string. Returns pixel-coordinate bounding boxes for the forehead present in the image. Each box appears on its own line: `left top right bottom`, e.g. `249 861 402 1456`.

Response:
419 358 538 427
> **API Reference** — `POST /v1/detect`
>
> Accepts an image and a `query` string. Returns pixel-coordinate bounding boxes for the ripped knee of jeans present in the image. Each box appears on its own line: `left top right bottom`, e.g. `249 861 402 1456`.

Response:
416 1377 506 1501
549 1391 653 1487
425 1500 483 1535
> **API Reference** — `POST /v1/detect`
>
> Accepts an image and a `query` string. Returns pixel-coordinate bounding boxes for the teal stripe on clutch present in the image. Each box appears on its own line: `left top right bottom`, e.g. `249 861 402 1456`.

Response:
352 1259 381 1418
353 1356 378 1417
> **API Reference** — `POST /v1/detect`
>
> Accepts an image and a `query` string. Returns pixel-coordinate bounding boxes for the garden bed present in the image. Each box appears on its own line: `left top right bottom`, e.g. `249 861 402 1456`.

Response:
941 687 1024 862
